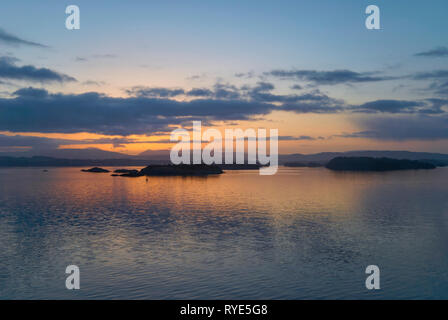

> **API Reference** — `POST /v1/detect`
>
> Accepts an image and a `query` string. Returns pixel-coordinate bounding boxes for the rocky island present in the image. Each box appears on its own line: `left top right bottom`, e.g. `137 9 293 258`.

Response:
111 169 140 177
326 157 436 171
81 167 110 173
139 164 223 176
109 164 223 177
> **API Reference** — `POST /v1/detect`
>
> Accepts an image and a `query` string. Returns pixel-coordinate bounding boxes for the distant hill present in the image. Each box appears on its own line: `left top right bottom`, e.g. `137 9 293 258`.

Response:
1 149 448 167
279 150 448 164
137 149 171 160
0 148 175 161
0 156 157 167
0 148 133 160
284 162 324 167
138 149 448 164
43 148 134 159
326 157 436 171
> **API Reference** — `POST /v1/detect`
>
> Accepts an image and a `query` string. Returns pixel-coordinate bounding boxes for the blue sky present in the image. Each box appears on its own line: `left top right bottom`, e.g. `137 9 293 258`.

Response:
1 1 445 67
0 1 448 154
0 0 445 101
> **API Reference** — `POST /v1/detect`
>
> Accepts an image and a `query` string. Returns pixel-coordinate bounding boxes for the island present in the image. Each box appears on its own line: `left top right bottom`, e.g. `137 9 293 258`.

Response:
110 164 223 177
139 164 223 176
110 169 140 176
326 157 436 171
81 167 110 173
112 169 141 177
114 169 137 174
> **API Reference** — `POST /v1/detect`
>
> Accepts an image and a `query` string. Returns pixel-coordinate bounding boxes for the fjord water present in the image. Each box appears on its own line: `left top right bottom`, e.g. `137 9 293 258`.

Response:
1 166 448 299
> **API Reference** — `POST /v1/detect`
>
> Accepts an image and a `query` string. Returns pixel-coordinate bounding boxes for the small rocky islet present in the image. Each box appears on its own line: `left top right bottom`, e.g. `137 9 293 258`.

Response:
81 167 110 173
82 164 224 177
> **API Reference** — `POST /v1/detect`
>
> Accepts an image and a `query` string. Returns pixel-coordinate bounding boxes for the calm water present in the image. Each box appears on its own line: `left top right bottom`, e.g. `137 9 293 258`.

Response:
1 166 448 299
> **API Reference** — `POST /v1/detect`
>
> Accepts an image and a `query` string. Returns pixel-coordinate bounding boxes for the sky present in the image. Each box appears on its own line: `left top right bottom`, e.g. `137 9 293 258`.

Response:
0 0 448 156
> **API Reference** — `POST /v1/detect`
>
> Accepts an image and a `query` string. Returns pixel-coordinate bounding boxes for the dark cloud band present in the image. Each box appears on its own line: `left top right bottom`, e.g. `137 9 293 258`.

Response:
0 28 48 48
0 57 76 83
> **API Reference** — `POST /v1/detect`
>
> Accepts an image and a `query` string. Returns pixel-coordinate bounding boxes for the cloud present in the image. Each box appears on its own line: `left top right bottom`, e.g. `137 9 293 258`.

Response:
280 96 446 115
281 102 343 114
82 80 106 86
186 73 207 81
415 46 448 57
0 28 48 48
127 82 346 113
265 69 397 85
13 87 49 98
277 135 323 141
290 84 302 90
275 89 344 113
0 88 276 135
422 98 448 113
350 100 423 114
346 115 448 140
92 54 117 59
3 78 447 138
0 132 323 151
247 82 342 106
251 81 275 92
412 70 448 80
0 56 76 83
349 99 448 114
0 134 61 149
212 83 242 99
235 71 255 79
126 86 185 98
238 82 343 111
186 88 214 97
75 54 118 62
0 134 165 151
428 81 448 96
412 70 448 96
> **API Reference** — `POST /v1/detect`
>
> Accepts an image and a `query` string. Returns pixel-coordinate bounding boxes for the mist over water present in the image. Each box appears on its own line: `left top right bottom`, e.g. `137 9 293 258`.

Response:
1 166 448 299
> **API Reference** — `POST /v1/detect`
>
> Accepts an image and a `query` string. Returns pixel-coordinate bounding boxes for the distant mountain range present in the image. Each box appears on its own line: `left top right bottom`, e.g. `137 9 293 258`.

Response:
1 148 448 167
279 150 448 163
0 148 133 160
0 156 160 167
0 148 174 160
326 157 437 171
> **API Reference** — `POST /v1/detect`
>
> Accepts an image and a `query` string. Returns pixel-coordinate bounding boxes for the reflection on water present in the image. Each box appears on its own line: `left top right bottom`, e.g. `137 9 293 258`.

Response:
1 166 448 299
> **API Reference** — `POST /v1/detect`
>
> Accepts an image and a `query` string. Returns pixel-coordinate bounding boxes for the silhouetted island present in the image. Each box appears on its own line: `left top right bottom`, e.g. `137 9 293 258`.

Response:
140 164 223 176
114 169 131 173
114 169 139 174
110 164 223 177
326 157 436 171
112 169 141 177
81 167 110 173
111 169 140 177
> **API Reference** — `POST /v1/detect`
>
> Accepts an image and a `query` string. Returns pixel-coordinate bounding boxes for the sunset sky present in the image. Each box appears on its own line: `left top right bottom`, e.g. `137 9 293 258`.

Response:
1 0 448 156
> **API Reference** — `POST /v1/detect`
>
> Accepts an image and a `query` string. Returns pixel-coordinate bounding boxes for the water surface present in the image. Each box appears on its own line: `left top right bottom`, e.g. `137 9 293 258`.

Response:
1 166 448 299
